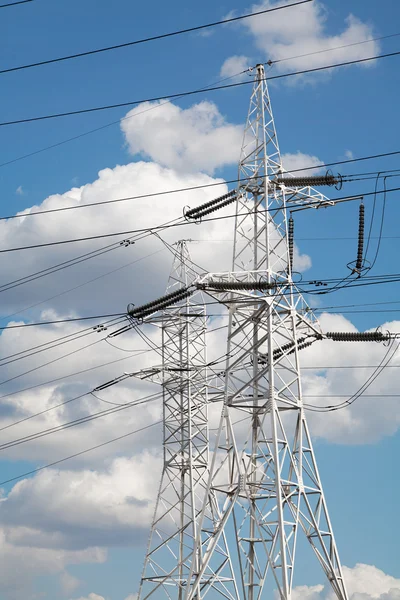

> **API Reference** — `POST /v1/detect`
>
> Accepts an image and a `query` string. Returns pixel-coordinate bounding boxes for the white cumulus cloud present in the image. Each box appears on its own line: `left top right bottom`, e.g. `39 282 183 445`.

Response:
223 1 380 81
220 55 251 78
0 452 160 550
293 563 400 600
121 100 243 174
281 151 324 175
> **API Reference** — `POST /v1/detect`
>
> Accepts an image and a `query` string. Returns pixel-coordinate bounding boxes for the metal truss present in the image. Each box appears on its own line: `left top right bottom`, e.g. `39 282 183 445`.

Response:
185 65 349 600
138 241 238 600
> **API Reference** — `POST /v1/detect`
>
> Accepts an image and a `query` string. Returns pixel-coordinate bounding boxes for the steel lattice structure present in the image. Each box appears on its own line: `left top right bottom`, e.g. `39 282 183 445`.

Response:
185 65 348 600
138 65 348 600
138 241 237 600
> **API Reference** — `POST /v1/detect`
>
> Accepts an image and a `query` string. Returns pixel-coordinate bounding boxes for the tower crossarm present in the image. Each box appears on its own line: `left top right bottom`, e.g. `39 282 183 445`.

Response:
187 64 349 600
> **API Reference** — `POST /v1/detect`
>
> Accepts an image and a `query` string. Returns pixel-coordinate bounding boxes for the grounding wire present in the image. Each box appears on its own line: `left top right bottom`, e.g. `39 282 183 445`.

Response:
0 35 394 170
0 64 254 170
0 0 32 7
3 50 400 128
267 31 400 65
0 1 311 75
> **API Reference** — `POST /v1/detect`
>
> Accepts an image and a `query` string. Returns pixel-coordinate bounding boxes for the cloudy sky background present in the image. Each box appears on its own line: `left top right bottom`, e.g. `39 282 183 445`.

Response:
0 0 399 598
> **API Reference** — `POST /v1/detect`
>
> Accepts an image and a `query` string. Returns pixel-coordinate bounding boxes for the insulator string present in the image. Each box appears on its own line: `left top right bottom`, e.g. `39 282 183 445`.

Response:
185 190 236 219
326 331 391 342
197 280 276 291
355 203 365 272
288 215 294 273
273 172 342 188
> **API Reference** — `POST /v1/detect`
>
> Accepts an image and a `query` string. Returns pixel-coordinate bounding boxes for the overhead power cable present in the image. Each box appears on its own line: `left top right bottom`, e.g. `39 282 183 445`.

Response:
304 340 399 412
2 50 400 128
0 0 312 75
0 248 163 326
1 159 400 222
0 361 153 432
1 185 400 255
0 390 162 452
0 420 162 487
0 237 135 293
0 314 125 329
268 31 400 65
0 0 32 7
0 348 151 404
0 326 109 369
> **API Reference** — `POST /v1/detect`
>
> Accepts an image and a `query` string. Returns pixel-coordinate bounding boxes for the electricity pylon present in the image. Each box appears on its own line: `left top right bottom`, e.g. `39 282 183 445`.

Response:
185 65 348 600
138 241 238 600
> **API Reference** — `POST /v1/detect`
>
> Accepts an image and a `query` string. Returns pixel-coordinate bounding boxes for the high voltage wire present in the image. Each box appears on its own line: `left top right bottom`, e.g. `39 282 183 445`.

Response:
0 337 104 388
0 185 399 254
0 0 32 7
0 382 159 433
1 159 399 222
0 349 151 403
0 248 163 331
3 50 400 128
0 243 160 299
1 48 397 172
0 314 125 329
0 68 250 169
0 0 311 76
0 317 126 368
0 319 132 387
0 385 398 487
0 391 162 452
0 419 162 487
268 31 400 65
0 238 133 291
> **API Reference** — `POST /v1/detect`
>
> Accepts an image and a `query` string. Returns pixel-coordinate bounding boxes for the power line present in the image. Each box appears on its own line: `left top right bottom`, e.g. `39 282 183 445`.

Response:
0 419 161 487
315 299 400 310
269 31 400 65
0 67 250 170
0 337 104 388
0 348 151 403
0 314 125 329
0 360 154 432
0 390 162 452
3 50 400 128
0 0 32 7
300 365 400 369
0 0 311 76
0 248 162 327
0 238 130 292
0 317 126 370
1 185 400 254
1 158 400 222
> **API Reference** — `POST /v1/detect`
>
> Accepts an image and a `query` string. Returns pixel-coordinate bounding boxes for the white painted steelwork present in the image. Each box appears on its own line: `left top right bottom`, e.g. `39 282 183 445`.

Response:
185 65 348 600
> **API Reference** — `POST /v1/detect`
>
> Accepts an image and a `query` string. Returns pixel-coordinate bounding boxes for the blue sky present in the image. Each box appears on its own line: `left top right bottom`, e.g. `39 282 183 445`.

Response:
0 1 400 599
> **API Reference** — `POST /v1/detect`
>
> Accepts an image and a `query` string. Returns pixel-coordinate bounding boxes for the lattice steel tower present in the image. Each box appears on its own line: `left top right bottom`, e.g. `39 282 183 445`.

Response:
138 241 238 600
184 65 348 600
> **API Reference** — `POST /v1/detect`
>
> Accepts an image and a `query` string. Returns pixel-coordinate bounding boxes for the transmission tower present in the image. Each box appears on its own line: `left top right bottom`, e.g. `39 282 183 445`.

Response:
138 241 238 600
184 65 348 600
